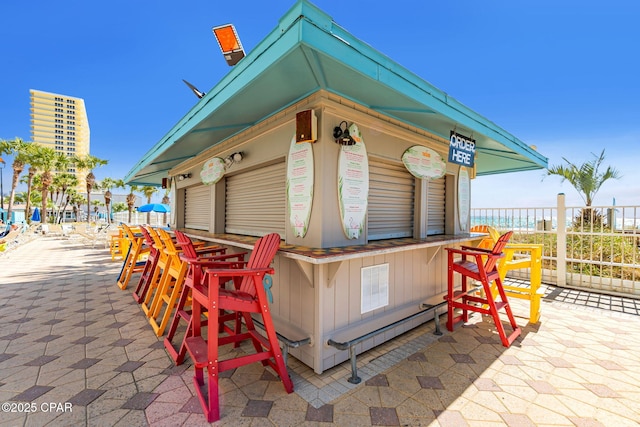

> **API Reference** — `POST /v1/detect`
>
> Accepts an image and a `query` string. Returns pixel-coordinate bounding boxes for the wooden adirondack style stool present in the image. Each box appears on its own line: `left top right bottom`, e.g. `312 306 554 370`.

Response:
132 226 160 303
445 231 521 347
116 224 150 290
146 229 228 336
471 225 544 324
183 233 293 422
140 227 170 314
164 230 246 365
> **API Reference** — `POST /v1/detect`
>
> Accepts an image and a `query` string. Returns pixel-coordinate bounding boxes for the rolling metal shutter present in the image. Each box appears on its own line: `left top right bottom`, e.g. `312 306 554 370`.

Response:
368 158 415 240
427 177 446 235
225 161 286 237
184 185 211 231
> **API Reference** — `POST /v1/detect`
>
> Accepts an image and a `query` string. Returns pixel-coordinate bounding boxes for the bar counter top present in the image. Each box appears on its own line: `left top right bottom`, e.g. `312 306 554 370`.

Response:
182 230 485 265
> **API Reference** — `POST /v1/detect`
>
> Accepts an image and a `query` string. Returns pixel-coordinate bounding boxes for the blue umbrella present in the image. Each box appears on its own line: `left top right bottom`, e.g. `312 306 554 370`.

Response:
137 203 170 213
31 207 41 222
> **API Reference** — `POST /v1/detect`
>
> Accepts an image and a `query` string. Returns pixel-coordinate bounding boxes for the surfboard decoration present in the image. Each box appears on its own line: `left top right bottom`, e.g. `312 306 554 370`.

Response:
401 145 446 179
286 135 314 237
200 157 225 185
338 123 368 239
458 166 470 231
169 178 176 226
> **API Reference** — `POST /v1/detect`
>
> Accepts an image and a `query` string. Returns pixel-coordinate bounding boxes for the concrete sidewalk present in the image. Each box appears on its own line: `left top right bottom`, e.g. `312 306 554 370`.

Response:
1 236 639 426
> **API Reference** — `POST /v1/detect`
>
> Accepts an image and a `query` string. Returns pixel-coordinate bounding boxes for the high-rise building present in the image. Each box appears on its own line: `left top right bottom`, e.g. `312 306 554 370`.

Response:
29 89 90 191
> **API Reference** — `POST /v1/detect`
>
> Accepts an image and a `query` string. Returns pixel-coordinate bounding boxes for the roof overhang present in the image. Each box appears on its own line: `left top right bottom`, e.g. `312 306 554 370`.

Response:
125 0 547 186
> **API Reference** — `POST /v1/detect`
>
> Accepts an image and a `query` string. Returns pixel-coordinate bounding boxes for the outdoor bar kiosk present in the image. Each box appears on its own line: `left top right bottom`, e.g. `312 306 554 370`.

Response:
125 0 547 374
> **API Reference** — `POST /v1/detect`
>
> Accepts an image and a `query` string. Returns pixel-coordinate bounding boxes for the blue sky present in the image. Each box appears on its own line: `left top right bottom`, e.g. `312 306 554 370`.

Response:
1 0 639 207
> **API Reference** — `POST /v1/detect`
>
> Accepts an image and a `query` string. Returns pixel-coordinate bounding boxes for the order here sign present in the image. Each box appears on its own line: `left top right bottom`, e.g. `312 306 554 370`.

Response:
448 131 475 167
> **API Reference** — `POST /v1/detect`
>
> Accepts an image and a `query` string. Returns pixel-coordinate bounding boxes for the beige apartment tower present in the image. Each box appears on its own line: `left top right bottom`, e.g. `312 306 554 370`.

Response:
29 89 90 190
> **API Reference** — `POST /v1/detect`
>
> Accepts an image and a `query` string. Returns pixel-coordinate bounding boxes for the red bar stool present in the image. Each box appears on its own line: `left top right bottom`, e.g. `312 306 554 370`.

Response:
445 231 521 347
164 230 246 364
183 233 293 422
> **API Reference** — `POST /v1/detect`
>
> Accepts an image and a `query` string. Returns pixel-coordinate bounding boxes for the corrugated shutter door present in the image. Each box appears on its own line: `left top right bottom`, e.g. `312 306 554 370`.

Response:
427 177 446 235
184 185 211 231
225 161 286 237
368 158 415 240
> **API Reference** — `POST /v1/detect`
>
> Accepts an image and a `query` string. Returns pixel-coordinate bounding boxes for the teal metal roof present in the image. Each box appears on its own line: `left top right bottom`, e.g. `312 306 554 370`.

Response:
125 0 547 186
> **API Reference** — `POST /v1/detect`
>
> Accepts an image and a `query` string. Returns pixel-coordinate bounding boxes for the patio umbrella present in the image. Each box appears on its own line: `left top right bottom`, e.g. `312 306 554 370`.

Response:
137 203 170 213
31 207 41 222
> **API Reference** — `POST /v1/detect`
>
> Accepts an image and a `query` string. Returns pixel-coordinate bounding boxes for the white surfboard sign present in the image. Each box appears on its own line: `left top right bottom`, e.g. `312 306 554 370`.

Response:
401 145 446 179
338 123 369 239
287 135 314 237
200 157 225 185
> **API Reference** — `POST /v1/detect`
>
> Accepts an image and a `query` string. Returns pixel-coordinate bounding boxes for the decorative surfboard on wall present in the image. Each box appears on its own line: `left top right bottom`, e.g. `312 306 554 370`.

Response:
458 166 470 231
338 123 369 239
200 157 226 185
169 178 176 225
287 135 314 237
401 145 446 179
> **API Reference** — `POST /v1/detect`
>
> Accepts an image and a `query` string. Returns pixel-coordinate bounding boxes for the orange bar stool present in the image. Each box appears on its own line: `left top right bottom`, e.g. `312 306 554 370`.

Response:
140 227 170 315
147 229 227 336
445 231 521 347
132 226 161 304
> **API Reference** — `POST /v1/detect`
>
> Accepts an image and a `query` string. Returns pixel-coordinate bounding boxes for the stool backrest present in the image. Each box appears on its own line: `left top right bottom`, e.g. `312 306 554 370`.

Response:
485 231 513 272
239 233 281 296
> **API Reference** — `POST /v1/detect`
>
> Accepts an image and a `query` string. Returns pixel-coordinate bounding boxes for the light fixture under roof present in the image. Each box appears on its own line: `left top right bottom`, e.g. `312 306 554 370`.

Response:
212 24 245 66
182 79 205 99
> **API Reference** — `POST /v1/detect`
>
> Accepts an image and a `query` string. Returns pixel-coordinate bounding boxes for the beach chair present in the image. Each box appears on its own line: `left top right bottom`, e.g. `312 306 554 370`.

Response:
445 231 521 347
182 232 292 422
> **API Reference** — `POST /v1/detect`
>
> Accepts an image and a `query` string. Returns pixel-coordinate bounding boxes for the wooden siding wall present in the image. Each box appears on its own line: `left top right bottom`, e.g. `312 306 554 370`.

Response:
268 255 316 368
318 247 449 372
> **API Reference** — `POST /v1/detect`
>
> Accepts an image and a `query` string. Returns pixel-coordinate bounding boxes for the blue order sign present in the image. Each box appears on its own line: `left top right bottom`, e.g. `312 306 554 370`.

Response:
448 131 476 167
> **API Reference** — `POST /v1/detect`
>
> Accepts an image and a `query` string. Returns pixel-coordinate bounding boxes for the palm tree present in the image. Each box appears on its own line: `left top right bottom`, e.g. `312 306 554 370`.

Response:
141 185 158 225
546 149 621 226
70 193 86 222
91 199 103 222
99 178 125 224
75 154 107 223
28 145 60 224
125 184 140 224
161 190 170 226
51 172 78 223
0 137 32 223
547 149 621 206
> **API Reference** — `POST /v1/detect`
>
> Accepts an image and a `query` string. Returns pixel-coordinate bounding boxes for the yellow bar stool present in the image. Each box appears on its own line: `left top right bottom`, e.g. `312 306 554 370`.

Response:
116 224 150 290
470 225 543 324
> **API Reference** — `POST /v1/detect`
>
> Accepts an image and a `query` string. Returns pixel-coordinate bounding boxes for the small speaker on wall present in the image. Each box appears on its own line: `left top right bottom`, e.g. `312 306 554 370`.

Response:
161 177 169 189
296 109 317 143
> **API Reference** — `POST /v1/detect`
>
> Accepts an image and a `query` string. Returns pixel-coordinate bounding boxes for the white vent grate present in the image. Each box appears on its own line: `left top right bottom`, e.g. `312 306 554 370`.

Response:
361 263 389 314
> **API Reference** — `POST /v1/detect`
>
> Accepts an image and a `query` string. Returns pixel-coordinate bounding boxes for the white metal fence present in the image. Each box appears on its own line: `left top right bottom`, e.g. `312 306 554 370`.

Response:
111 211 168 227
472 193 640 298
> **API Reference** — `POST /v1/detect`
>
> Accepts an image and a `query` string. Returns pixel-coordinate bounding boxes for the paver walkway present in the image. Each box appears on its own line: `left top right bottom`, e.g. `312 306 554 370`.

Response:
1 235 639 426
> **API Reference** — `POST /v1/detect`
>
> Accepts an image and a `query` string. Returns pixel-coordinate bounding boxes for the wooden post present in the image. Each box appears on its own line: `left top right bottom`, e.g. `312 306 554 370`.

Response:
556 193 567 287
